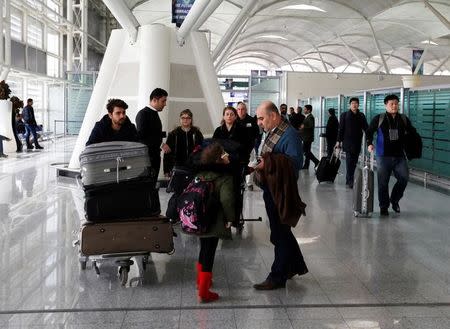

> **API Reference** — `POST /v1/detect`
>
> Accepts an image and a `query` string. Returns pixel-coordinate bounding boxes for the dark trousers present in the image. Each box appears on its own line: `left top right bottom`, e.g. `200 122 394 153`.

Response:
376 156 409 209
12 127 22 151
198 237 219 272
345 151 360 186
263 190 308 284
24 124 40 148
302 140 319 168
326 138 336 158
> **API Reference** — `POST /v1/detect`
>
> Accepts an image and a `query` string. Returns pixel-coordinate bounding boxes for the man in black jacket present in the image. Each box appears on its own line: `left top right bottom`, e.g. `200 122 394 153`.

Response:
22 98 43 150
86 98 137 146
300 104 319 170
336 98 368 188
325 108 339 158
136 88 168 180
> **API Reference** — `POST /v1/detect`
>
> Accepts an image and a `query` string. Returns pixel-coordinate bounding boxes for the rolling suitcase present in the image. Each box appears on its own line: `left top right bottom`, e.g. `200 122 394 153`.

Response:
80 141 151 187
80 217 174 255
353 153 374 217
84 177 160 221
165 166 194 194
316 148 341 183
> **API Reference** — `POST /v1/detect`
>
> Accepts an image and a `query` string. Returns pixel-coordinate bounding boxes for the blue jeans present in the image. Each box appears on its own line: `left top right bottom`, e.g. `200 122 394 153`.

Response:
0 135 6 154
263 189 308 284
24 124 39 147
376 156 409 209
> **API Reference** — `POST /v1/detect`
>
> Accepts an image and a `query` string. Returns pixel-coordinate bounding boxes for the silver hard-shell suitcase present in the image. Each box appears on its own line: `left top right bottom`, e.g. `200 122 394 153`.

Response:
353 153 374 217
80 141 151 187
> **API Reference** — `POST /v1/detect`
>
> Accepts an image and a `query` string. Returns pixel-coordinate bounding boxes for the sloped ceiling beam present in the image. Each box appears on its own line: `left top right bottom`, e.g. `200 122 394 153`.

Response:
228 49 295 70
423 0 450 30
431 54 450 74
103 0 139 43
212 0 259 62
337 33 372 73
368 20 390 73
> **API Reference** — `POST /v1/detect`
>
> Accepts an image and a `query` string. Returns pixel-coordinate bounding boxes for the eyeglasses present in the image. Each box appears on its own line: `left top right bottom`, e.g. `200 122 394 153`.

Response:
180 116 192 120
221 152 229 159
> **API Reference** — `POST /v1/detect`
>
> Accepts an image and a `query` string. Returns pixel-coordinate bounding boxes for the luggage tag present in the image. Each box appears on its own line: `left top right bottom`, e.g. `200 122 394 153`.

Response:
389 129 399 141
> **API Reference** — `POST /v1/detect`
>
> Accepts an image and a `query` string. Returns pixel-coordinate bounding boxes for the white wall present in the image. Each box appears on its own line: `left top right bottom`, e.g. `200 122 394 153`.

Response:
286 72 450 107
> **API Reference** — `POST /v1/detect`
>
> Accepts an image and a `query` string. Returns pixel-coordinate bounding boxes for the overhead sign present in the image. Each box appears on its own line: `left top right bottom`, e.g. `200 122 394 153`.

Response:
172 0 196 27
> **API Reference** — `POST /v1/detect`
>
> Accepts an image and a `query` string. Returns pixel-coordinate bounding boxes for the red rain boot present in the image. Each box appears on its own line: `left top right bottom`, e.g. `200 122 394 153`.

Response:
196 262 202 289
198 272 219 303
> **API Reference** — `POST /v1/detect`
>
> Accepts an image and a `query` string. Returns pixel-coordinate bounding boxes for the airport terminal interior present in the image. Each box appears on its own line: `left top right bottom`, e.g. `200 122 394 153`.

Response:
0 0 450 328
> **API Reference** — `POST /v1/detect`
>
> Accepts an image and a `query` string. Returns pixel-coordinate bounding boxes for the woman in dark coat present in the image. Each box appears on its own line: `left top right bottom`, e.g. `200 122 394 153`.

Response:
191 142 235 303
162 109 203 176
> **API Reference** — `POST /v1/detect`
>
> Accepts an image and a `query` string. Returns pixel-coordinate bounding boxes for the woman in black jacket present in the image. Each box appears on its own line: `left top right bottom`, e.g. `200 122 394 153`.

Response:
163 109 204 176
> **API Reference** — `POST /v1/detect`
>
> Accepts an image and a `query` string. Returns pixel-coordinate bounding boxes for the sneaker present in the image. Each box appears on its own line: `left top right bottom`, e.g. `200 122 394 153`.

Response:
391 202 400 213
0 153 7 158
380 208 389 216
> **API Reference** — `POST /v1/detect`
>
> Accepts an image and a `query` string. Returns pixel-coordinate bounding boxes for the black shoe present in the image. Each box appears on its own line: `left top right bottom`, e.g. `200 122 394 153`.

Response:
391 202 400 213
380 208 389 216
287 269 308 279
0 153 8 158
35 145 44 150
253 279 286 290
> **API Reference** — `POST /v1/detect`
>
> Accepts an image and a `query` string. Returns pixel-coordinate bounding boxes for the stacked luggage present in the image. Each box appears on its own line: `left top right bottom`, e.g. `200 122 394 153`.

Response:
78 141 174 285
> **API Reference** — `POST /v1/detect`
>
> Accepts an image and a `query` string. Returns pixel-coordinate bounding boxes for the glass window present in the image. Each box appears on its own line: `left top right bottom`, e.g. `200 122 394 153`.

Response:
11 6 23 41
27 15 43 49
7 76 24 99
46 0 60 22
27 80 43 111
47 55 59 77
47 28 59 55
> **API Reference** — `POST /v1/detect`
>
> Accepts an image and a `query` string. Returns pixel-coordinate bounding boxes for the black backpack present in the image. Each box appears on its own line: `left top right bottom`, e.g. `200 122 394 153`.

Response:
378 113 422 160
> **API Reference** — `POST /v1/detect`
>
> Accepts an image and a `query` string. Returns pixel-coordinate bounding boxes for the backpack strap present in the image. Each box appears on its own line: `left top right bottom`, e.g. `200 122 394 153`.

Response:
378 113 386 128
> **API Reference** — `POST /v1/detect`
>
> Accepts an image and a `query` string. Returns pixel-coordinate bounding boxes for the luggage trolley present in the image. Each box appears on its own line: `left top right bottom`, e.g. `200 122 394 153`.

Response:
77 217 175 286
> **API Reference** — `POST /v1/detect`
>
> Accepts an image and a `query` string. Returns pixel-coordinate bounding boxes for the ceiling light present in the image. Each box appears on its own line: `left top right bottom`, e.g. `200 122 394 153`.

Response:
256 35 288 41
278 4 326 12
421 40 438 45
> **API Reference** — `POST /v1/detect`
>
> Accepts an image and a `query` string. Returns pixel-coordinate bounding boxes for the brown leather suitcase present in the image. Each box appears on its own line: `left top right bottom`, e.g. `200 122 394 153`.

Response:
81 217 174 255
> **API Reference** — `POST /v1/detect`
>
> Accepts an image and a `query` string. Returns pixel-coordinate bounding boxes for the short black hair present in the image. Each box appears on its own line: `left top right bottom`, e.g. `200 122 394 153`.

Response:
106 98 128 113
349 97 359 104
150 88 168 101
384 94 399 104
280 103 287 108
304 104 312 112
27 98 33 103
328 108 336 115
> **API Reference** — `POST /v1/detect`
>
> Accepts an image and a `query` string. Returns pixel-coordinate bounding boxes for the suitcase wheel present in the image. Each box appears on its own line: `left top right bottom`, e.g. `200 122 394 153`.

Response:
118 266 129 286
152 226 158 231
80 259 87 270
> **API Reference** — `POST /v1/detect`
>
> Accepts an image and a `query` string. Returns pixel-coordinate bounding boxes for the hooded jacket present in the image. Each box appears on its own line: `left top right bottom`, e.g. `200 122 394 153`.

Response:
85 114 137 146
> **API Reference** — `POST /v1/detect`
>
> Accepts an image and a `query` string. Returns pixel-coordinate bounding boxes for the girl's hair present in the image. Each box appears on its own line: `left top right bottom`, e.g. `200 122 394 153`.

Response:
221 106 237 125
200 142 224 165
180 109 193 118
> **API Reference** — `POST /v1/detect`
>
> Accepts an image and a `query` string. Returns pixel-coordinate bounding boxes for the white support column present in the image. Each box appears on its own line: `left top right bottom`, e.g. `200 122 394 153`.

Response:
177 0 214 46
190 31 224 128
212 0 258 61
102 0 139 43
67 0 73 72
137 24 171 131
68 29 126 169
0 0 4 73
193 0 224 30
0 0 11 80
82 0 88 71
423 0 450 30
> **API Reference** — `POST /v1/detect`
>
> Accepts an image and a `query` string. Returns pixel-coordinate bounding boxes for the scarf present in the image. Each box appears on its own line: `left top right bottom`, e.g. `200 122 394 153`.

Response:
260 119 290 155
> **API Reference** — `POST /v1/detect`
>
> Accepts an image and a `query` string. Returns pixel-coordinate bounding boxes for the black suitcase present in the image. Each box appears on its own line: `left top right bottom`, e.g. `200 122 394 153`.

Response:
80 141 151 188
84 178 160 221
316 151 341 183
81 216 174 255
353 153 375 217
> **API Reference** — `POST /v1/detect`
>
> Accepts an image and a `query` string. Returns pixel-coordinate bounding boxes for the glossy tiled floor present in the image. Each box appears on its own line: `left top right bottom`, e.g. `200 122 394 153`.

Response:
0 137 449 328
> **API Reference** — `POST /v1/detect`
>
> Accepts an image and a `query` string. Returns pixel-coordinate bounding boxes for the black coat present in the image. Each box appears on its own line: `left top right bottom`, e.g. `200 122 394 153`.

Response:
85 114 137 146
237 114 259 161
213 123 247 162
325 115 339 142
136 106 163 165
338 110 368 154
300 114 315 142
163 126 204 174
22 105 37 125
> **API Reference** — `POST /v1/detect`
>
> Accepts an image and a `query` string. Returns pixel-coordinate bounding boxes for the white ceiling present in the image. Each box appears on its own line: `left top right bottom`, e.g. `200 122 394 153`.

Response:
117 0 450 74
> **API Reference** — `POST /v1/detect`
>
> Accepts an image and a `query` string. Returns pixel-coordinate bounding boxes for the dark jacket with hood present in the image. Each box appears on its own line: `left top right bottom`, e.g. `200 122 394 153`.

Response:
85 114 137 146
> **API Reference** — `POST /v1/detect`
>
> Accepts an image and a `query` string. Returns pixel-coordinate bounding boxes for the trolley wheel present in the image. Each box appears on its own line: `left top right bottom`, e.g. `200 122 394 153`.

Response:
142 256 148 271
119 266 129 286
80 260 87 270
93 261 100 275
